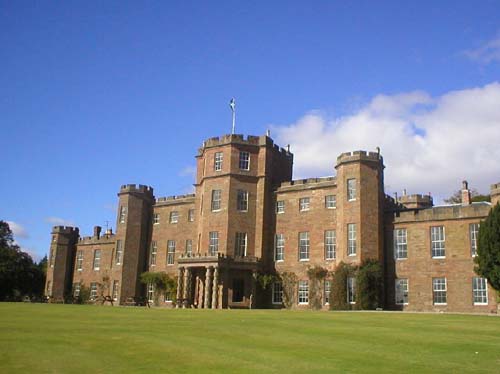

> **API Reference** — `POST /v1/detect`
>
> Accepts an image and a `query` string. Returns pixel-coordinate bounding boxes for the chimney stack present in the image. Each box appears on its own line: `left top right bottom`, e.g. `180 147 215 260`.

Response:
93 226 102 239
461 180 471 205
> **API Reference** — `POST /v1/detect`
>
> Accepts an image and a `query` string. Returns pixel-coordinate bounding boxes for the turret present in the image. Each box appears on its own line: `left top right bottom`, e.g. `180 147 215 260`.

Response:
491 182 500 206
45 226 79 301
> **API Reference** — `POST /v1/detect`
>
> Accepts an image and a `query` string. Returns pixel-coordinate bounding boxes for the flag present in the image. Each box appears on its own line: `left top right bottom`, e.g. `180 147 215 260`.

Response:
229 98 235 112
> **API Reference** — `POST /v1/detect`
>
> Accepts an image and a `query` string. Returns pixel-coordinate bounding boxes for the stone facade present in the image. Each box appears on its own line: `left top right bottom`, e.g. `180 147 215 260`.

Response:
45 133 499 313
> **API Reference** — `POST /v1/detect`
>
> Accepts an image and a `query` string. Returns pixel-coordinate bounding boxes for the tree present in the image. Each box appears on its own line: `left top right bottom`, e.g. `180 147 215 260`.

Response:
0 220 46 301
355 259 383 310
475 203 500 291
444 189 490 204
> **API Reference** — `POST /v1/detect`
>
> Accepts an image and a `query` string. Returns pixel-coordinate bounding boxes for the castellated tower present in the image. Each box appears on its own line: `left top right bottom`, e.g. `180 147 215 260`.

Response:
335 151 385 263
115 184 155 302
45 226 79 300
491 183 500 206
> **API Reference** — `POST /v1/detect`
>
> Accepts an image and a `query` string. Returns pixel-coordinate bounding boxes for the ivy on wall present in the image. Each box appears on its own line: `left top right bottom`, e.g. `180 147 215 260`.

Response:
356 259 383 310
330 262 356 310
278 272 297 309
307 266 328 310
140 271 177 306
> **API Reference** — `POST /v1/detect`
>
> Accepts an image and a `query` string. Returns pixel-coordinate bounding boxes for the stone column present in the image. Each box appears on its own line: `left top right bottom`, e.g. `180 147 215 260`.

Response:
183 268 191 308
176 267 184 308
204 267 212 309
211 267 219 309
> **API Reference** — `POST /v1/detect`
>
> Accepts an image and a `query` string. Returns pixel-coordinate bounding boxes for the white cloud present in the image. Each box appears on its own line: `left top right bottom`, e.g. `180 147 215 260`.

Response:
6 221 29 239
45 216 75 227
179 165 197 178
463 36 500 64
271 82 500 201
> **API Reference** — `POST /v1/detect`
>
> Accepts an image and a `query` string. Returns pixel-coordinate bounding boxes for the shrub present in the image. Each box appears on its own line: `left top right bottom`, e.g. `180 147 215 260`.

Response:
307 266 328 310
330 262 355 310
356 259 383 310
278 272 297 309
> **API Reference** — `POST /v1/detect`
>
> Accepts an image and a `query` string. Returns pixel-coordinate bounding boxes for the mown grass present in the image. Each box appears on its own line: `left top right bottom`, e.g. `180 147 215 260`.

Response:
0 303 499 373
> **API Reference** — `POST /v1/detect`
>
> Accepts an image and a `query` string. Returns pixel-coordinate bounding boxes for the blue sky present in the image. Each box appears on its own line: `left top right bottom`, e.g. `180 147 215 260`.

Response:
2 1 500 260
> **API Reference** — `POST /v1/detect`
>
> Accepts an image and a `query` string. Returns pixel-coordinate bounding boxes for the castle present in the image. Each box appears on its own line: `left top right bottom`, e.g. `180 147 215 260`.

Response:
45 134 500 313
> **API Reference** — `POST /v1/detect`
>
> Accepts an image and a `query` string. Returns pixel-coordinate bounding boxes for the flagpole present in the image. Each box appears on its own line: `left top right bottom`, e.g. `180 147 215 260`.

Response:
230 98 236 134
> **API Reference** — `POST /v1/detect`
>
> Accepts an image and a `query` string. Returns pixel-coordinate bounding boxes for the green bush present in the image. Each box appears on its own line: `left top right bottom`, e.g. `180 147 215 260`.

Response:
330 262 355 310
356 259 383 310
307 266 328 310
278 272 297 309
140 271 176 306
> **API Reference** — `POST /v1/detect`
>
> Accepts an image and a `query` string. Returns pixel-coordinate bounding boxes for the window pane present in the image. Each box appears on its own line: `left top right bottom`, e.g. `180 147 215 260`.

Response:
299 232 309 260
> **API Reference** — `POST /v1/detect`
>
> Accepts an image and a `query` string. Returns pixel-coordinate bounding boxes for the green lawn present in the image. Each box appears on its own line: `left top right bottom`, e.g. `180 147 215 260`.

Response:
0 304 499 373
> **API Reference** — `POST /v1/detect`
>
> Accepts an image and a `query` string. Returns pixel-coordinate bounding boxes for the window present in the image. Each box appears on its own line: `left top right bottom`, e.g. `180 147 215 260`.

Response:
93 249 101 270
347 277 356 304
115 240 123 265
394 228 407 259
237 190 248 211
76 250 83 270
170 211 179 223
147 283 155 303
73 283 81 298
275 234 284 262
167 240 175 265
150 241 157 266
188 209 195 222
153 213 160 224
185 239 193 255
324 280 331 305
431 226 445 258
325 195 336 209
52 235 56 243
470 223 479 257
473 277 488 305
214 152 223 171
299 232 309 261
49 248 55 267
347 179 356 201
234 232 247 257
395 279 409 305
298 280 309 304
272 282 283 304
432 278 447 305
46 281 52 296
119 206 127 223
90 282 97 300
211 190 221 211
276 200 285 214
112 280 119 301
325 230 336 260
347 224 357 256
299 197 310 211
165 290 173 302
239 151 250 170
209 231 219 256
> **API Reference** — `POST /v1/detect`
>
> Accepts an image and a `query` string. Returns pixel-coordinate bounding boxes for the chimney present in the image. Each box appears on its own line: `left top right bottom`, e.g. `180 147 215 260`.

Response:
105 228 113 236
461 180 471 205
93 226 102 239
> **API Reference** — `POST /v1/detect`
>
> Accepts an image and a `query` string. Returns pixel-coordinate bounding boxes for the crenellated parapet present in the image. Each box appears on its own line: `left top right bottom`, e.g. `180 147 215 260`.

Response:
336 150 384 168
278 176 336 192
491 182 500 205
155 193 196 206
119 184 154 194
51 226 79 235
398 194 433 209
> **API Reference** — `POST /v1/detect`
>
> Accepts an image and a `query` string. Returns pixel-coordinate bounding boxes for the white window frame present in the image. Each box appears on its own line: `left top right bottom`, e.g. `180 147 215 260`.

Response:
234 232 247 257
214 152 223 171
325 195 336 209
76 250 83 271
209 231 219 256
90 282 97 300
347 277 356 304
147 283 155 303
432 277 447 305
472 277 488 305
325 230 336 260
115 240 123 265
298 232 309 261
347 223 357 256
324 280 331 305
188 209 195 222
153 213 160 225
239 151 250 170
112 280 119 301
275 233 284 262
347 179 356 201
150 241 157 266
272 282 283 304
185 239 193 255
470 223 479 257
211 189 222 211
276 200 285 214
49 248 55 267
119 206 127 224
93 249 101 270
170 211 179 224
431 226 445 258
298 280 309 304
395 278 409 305
167 240 175 265
73 283 81 298
394 228 408 260
237 190 249 212
299 197 310 212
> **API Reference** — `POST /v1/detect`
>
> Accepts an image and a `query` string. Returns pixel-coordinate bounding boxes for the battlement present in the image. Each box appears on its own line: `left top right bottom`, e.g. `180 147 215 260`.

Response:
155 193 196 204
397 193 433 209
119 184 154 195
491 182 500 194
51 226 79 235
278 176 336 192
336 150 383 167
78 233 115 244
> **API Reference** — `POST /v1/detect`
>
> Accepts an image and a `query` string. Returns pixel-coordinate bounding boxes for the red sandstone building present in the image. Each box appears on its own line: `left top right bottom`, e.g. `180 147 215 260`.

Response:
45 134 500 313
